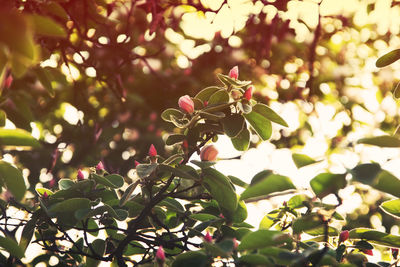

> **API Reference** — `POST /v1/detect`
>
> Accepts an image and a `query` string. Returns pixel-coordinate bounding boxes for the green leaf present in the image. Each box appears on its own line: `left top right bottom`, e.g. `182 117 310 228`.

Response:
238 254 273 265
208 89 229 105
30 15 66 38
190 160 216 169
189 213 219 222
380 199 400 218
376 49 400 67
35 188 53 196
252 103 288 127
161 108 184 122
195 86 222 102
233 200 248 223
238 230 292 251
58 179 75 190
243 108 272 141
292 153 320 168
166 134 186 145
240 174 295 201
221 114 245 138
354 240 374 250
48 198 90 213
86 239 105 267
310 173 346 199
231 127 250 151
172 251 209 267
259 209 281 229
250 170 273 185
33 67 54 97
228 175 248 188
372 170 400 198
0 128 41 148
358 136 400 147
217 74 252 87
351 163 382 184
136 163 157 178
292 214 322 234
20 211 39 252
198 111 225 121
288 194 309 209
306 226 339 236
0 161 26 201
349 228 400 247
105 174 124 188
158 164 199 180
202 168 237 214
119 180 140 207
0 236 24 259
394 82 400 99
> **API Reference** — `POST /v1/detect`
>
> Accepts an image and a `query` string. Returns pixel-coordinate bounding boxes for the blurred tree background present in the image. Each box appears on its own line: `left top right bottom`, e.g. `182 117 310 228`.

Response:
2 0 400 265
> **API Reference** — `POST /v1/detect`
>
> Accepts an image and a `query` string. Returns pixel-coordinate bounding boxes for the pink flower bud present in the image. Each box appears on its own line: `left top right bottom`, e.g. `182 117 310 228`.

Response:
148 144 157 157
156 246 165 262
244 86 253 101
229 66 239 80
96 161 105 171
219 213 225 219
43 192 49 199
77 169 84 181
178 95 195 114
134 160 140 168
204 231 213 243
203 101 208 107
200 145 218 162
182 140 188 149
233 238 239 249
49 178 56 188
4 75 13 89
362 249 373 256
339 230 349 243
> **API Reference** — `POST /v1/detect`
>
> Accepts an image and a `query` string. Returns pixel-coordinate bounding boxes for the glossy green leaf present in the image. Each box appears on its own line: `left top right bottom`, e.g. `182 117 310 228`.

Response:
208 89 229 105
35 188 54 196
136 163 158 178
48 198 90 213
252 103 288 127
354 240 374 250
221 114 245 138
376 49 400 67
233 200 248 223
119 180 140 207
58 179 75 190
217 74 252 87
30 15 66 38
20 211 39 252
171 251 209 267
380 199 400 218
105 174 124 188
310 173 346 199
259 247 302 265
349 228 400 247
190 160 216 169
161 108 184 122
250 170 273 185
259 209 281 229
195 86 222 102
350 163 381 184
199 111 225 121
358 136 400 147
240 174 295 201
243 108 272 141
238 230 292 251
372 170 400 198
231 127 250 151
238 254 273 265
0 236 24 259
0 128 40 148
202 168 238 214
158 164 199 180
288 194 309 209
86 239 105 267
34 67 54 97
189 213 218 222
292 153 319 168
166 134 186 145
228 175 248 188
306 226 339 236
0 161 26 201
292 214 322 234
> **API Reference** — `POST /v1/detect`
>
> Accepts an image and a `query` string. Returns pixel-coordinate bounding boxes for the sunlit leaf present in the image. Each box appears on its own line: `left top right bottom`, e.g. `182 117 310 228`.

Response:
376 49 400 68
0 128 40 148
221 114 245 137
380 199 400 218
243 107 272 141
310 173 346 199
349 228 400 247
292 153 320 168
0 161 26 201
252 103 288 127
238 230 292 251
358 135 400 147
29 15 67 38
0 236 24 259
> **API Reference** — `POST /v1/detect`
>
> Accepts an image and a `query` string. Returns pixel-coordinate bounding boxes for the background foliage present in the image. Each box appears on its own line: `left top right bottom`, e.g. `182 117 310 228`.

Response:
1 0 400 266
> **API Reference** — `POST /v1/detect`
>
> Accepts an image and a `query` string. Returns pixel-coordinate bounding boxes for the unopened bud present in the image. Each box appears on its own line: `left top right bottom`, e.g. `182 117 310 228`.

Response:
148 144 157 157
43 192 49 199
77 169 84 181
96 161 105 171
204 231 213 243
178 95 195 114
156 246 165 262
229 66 239 80
233 238 239 249
4 75 13 89
200 145 218 162
339 230 349 243
134 160 140 168
244 86 253 101
362 249 373 256
392 248 399 259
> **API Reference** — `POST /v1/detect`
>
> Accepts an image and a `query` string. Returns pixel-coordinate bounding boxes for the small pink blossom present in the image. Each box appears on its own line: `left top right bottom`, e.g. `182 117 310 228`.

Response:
77 169 84 181
4 75 13 89
200 145 218 162
156 246 165 262
244 86 253 101
339 230 349 243
229 66 239 80
204 231 213 243
148 144 157 157
134 160 140 167
178 95 195 114
96 161 105 171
